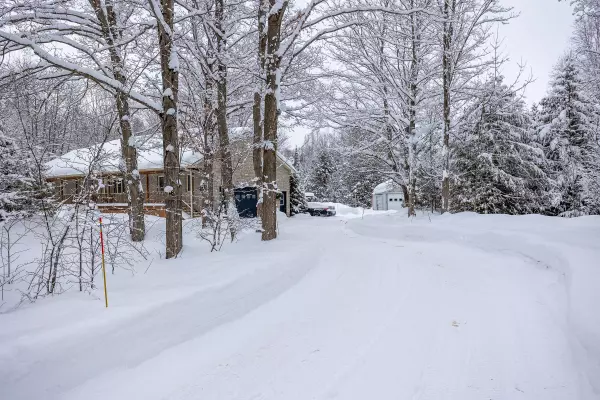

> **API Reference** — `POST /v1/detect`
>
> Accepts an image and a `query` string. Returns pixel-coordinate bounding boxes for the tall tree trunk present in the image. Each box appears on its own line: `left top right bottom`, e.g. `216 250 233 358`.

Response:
214 0 235 239
202 77 216 226
116 93 145 241
441 0 454 213
402 184 409 205
253 0 268 224
90 0 145 241
261 0 287 241
155 0 182 258
252 91 263 221
408 1 419 218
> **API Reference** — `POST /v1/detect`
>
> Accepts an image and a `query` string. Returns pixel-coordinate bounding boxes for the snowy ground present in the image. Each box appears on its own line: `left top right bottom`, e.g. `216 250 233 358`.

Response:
1 209 599 400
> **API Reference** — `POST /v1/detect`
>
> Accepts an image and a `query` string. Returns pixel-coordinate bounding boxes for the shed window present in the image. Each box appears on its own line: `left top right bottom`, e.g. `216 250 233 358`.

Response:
389 198 392 201
186 174 192 191
158 176 165 191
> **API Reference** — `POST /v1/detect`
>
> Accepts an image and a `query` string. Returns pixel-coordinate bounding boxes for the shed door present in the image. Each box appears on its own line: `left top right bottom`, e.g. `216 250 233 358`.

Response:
375 194 384 210
387 193 404 210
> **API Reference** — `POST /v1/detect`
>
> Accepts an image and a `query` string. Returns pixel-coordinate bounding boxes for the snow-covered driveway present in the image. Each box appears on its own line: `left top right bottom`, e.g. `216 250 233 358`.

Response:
1 212 599 400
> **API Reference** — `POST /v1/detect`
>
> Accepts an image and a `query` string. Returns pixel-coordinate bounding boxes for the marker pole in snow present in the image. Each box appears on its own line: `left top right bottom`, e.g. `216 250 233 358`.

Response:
99 217 108 308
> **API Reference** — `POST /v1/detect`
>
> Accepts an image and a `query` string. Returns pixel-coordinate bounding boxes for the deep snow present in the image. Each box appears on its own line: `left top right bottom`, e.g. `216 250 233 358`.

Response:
1 209 599 400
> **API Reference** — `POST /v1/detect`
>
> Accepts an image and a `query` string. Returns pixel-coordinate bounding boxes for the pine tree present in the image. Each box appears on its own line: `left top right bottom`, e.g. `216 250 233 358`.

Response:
292 147 300 169
339 158 381 208
289 172 308 215
536 54 600 216
451 75 550 214
308 149 338 202
0 133 36 220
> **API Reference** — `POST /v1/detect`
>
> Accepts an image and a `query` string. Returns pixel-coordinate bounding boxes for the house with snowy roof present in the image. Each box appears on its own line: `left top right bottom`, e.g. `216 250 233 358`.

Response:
45 133 297 217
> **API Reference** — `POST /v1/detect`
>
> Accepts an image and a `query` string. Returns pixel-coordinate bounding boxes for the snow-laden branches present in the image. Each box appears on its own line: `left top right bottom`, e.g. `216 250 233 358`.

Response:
0 0 165 112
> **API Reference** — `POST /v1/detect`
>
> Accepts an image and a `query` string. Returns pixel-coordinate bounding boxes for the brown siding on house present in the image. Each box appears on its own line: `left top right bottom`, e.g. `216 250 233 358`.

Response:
146 171 163 203
49 177 80 204
47 145 295 217
144 171 202 214
64 179 77 198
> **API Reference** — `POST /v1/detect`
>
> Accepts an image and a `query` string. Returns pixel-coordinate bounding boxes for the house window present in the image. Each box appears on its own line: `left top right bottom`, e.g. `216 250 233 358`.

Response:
158 176 165 191
98 179 107 194
114 179 124 194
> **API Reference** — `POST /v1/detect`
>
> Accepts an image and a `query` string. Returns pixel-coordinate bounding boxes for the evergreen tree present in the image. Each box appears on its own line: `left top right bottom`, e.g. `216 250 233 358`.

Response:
339 158 381 208
289 172 308 215
536 54 600 216
307 148 339 201
0 132 36 220
292 146 300 169
451 75 550 214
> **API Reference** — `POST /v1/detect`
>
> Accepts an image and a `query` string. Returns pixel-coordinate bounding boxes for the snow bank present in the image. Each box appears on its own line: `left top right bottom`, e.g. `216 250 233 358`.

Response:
345 211 600 396
1 210 598 400
318 202 397 219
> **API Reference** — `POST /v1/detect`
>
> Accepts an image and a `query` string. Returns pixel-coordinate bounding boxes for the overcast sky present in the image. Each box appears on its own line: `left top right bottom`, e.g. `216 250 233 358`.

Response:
499 0 574 103
287 0 576 147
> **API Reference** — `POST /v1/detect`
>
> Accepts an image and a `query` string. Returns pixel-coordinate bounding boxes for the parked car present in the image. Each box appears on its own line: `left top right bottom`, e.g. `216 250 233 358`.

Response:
307 202 336 216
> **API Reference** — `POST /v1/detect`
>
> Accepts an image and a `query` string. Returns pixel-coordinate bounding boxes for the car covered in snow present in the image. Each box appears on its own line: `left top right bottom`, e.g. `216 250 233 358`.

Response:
307 202 336 216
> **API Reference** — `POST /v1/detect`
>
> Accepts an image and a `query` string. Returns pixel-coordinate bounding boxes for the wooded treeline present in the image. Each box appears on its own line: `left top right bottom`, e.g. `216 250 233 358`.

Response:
0 0 598 272
292 0 600 217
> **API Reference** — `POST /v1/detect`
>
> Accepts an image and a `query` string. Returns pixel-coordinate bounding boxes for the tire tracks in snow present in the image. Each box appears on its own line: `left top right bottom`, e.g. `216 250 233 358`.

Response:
1 244 323 400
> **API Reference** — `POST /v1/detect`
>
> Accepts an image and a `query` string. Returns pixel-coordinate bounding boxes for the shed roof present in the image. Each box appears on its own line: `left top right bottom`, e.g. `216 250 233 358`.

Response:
373 179 404 194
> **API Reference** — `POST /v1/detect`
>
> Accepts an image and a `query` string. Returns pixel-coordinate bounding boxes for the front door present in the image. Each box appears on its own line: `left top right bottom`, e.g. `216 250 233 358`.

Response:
234 187 258 218
279 191 287 214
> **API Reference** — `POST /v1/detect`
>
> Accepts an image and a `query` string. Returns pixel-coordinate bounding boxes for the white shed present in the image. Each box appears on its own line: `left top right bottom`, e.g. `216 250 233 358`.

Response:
372 180 405 211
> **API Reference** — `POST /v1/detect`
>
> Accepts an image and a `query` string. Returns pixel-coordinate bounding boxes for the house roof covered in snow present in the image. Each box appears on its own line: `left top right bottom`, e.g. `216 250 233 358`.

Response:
45 136 202 178
373 179 404 194
45 132 297 179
